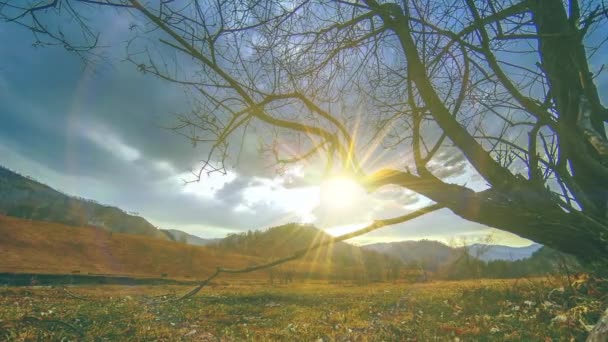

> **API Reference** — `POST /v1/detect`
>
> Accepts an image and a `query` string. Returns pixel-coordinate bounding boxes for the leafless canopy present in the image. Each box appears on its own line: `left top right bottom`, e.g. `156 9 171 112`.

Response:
3 0 608 261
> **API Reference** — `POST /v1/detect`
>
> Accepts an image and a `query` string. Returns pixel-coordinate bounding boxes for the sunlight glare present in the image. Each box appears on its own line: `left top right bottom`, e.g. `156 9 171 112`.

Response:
320 177 365 209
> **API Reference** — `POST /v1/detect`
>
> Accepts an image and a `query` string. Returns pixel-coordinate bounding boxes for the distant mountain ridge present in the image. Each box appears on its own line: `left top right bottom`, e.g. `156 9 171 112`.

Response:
468 243 542 262
0 165 167 240
362 240 455 271
363 240 574 279
363 240 543 268
162 229 219 246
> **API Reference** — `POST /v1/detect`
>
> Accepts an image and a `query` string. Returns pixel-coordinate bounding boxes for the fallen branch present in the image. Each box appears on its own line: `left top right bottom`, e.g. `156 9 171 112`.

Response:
159 203 444 302
61 287 91 301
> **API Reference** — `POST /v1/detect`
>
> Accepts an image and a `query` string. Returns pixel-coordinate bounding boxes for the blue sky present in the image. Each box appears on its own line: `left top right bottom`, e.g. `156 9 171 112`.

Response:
0 5 553 247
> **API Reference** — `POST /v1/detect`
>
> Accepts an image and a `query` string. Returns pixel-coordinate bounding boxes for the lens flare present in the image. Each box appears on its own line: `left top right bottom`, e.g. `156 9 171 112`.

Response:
320 177 365 209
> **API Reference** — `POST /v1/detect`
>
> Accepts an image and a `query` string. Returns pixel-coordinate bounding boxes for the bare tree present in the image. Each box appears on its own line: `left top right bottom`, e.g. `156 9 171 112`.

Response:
3 1 607 262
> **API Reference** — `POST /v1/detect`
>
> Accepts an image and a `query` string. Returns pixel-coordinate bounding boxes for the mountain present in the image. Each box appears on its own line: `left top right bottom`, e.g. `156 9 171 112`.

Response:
363 240 544 271
363 240 575 279
215 223 374 260
0 166 167 240
364 240 541 263
363 240 458 271
162 229 219 246
468 243 542 262
212 223 405 282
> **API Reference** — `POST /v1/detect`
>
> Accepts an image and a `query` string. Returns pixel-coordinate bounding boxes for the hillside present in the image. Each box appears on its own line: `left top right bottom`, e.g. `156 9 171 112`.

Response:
363 240 457 271
0 215 261 280
213 224 407 282
162 228 218 246
0 166 167 240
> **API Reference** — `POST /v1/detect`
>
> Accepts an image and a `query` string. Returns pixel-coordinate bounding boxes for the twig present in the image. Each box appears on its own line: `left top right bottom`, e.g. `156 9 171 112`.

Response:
61 287 91 301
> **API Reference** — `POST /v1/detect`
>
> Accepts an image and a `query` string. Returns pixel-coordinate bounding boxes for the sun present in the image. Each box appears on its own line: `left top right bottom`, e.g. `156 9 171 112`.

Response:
320 176 365 209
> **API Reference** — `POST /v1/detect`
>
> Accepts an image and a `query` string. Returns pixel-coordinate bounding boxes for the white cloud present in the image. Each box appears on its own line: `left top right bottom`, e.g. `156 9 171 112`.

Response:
240 177 320 222
82 126 141 162
153 160 177 174
233 203 255 213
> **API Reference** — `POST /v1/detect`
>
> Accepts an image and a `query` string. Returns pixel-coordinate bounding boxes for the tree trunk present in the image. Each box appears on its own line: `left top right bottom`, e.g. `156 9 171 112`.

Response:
532 0 608 218
397 174 608 262
442 185 608 263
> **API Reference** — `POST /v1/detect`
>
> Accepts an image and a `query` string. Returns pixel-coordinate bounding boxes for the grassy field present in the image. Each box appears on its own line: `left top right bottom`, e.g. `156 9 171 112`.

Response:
0 277 604 341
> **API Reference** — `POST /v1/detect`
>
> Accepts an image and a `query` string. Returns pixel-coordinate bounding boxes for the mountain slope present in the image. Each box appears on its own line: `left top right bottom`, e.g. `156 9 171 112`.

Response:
162 229 219 246
363 240 458 271
216 223 379 261
0 166 167 240
0 215 260 280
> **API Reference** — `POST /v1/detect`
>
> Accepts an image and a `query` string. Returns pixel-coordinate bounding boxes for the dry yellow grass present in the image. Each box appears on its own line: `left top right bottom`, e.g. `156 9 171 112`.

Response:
1 278 601 341
0 215 268 280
